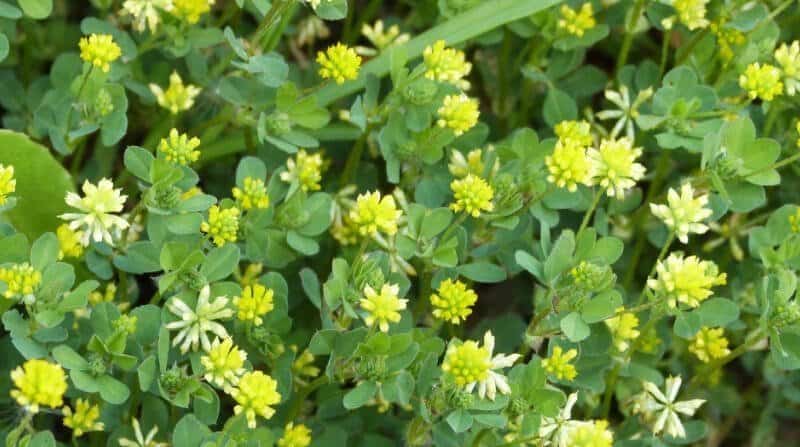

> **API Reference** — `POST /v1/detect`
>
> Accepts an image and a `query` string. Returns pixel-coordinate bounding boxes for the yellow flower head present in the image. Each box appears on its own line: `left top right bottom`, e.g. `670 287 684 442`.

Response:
649 183 712 244
233 284 275 326
10 359 68 413
63 398 104 437
0 164 16 205
201 205 240 246
442 340 492 387
89 282 117 305
450 174 494 217
278 422 312 447
0 263 42 300
292 348 320 381
231 371 281 429
201 337 247 392
448 148 486 178
437 94 480 136
775 41 800 95
647 253 727 308
233 177 270 210
423 40 472 90
79 34 121 73
689 326 730 363
555 120 593 148
546 139 593 192
431 279 478 324
280 149 324 192
149 71 201 114
558 3 596 37
158 129 201 165
588 137 646 197
672 0 710 30
542 346 578 381
172 0 213 24
739 63 784 101
360 283 407 332
604 307 640 352
349 191 402 236
567 420 614 447
57 223 84 260
317 43 362 84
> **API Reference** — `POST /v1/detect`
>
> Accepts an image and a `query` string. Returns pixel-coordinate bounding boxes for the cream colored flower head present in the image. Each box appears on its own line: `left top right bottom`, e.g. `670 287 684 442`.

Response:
650 183 712 243
149 71 201 114
60 178 129 247
588 137 646 197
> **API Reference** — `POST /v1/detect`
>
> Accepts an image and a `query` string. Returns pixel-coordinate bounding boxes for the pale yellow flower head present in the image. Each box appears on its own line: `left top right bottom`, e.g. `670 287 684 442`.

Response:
650 183 712 244
60 178 129 247
588 137 646 197
11 359 68 413
739 63 784 101
430 279 478 324
604 307 640 352
775 41 800 95
231 371 281 428
149 71 201 114
172 0 213 24
233 284 275 326
668 0 710 31
542 346 578 381
201 205 240 246
647 253 727 308
159 128 201 165
0 164 16 205
689 326 730 363
79 34 121 73
233 177 270 210
423 40 472 90
555 120 593 148
359 283 407 332
449 174 494 217
63 398 104 437
280 149 324 192
278 422 312 447
437 94 480 136
317 43 362 84
0 263 42 300
201 337 247 392
546 139 593 192
558 3 596 37
57 223 84 260
349 191 402 236
448 148 486 178
122 0 172 32
567 420 614 447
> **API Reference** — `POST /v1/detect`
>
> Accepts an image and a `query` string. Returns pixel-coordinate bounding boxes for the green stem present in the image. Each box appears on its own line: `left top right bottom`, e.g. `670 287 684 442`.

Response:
286 375 329 421
636 232 674 305
578 189 603 237
340 126 372 187
658 29 670 77
615 0 648 74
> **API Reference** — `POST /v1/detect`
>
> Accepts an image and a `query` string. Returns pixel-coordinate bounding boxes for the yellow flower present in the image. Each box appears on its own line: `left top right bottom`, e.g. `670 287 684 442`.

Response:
60 178 129 247
546 139 593 192
542 346 578 381
317 43 362 84
0 263 42 300
790 208 800 233
431 279 478 324
233 284 275 326
149 71 201 114
280 150 324 192
291 348 320 382
671 0 710 30
647 253 727 308
201 205 240 246
423 40 472 90
172 0 213 24
775 41 800 95
231 371 281 429
57 223 84 260
89 282 117 305
555 120 593 148
567 420 614 447
349 191 402 236
587 137 646 197
449 174 494 217
233 177 270 210
360 283 407 332
239 263 263 288
201 337 247 392
649 183 712 244
448 148 486 178
158 129 201 165
442 340 492 387
278 422 312 447
62 398 104 437
739 63 784 101
79 34 121 73
689 326 730 363
437 94 480 136
10 359 68 413
0 164 16 205
558 3 596 37
604 307 640 352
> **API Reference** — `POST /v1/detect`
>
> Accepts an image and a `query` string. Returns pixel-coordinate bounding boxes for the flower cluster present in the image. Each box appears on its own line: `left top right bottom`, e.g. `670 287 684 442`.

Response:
423 40 472 90
232 177 270 210
281 149 324 192
79 34 121 72
437 94 480 136
11 359 68 413
150 71 201 114
558 3 596 37
648 253 727 308
158 128 201 165
689 326 731 363
740 63 784 101
360 283 406 332
449 174 494 217
317 43 362 84
201 205 240 246
650 183 712 243
430 278 478 324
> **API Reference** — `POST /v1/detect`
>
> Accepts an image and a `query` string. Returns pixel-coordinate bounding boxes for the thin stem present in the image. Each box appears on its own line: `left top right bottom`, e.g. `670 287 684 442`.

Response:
340 126 372 187
636 232 674 305
659 29 670 77
578 189 603 236
616 0 648 74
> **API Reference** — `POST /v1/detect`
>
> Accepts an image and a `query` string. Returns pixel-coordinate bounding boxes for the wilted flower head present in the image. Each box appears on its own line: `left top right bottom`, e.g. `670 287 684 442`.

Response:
60 178 129 247
166 285 234 352
118 418 168 447
632 376 705 438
